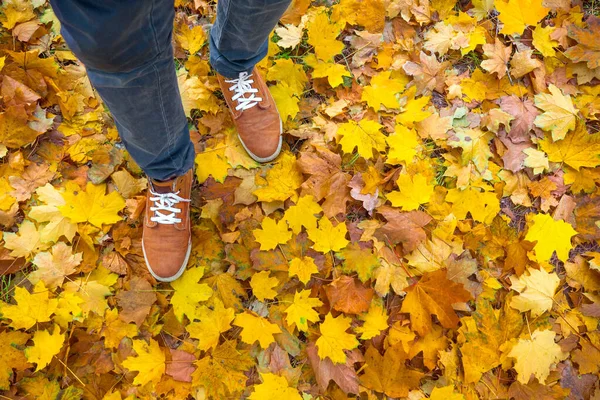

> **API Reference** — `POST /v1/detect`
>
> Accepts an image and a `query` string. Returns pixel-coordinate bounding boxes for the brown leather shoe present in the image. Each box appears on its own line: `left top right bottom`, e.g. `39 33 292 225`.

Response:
217 67 282 162
142 168 193 282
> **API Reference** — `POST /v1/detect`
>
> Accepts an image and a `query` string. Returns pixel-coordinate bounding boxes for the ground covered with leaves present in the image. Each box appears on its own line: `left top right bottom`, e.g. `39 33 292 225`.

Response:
1 0 600 398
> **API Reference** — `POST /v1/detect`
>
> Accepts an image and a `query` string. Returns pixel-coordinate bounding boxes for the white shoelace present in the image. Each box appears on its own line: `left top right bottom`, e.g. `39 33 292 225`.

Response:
225 72 263 111
149 190 190 225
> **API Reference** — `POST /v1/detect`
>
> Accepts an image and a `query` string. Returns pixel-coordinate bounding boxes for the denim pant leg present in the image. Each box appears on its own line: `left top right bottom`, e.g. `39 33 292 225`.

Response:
49 0 195 181
210 0 292 78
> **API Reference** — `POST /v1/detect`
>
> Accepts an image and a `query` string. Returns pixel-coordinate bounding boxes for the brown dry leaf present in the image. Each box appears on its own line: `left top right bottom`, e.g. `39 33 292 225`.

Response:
401 269 472 336
565 17 600 69
500 95 539 143
375 206 432 252
166 349 196 383
111 170 147 199
481 38 512 78
115 276 157 326
297 146 351 217
325 275 374 314
402 51 448 95
307 342 362 394
509 49 543 79
9 162 55 202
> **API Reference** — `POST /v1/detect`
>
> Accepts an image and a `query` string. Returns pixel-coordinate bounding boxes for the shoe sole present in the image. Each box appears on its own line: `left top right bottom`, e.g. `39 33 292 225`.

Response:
238 113 283 163
142 238 192 283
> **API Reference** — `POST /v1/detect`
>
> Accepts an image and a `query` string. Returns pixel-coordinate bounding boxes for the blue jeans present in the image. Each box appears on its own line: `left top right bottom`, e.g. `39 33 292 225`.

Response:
49 0 291 181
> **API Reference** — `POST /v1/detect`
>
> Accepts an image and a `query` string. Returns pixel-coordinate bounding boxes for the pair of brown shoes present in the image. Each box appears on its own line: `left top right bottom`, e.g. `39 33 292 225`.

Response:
142 67 282 282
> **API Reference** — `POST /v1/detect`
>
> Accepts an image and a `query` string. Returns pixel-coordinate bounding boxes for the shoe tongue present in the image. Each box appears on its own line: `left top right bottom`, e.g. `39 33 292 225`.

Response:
150 179 176 194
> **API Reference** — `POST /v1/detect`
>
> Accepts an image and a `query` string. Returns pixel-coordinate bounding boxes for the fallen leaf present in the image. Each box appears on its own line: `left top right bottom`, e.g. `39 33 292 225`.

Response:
122 338 166 386
360 345 423 397
315 313 359 364
325 275 374 314
400 269 472 336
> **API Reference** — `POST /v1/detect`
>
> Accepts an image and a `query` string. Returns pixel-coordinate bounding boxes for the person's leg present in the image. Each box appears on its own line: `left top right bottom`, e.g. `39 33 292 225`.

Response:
49 0 195 182
209 0 292 78
49 0 195 282
210 0 291 163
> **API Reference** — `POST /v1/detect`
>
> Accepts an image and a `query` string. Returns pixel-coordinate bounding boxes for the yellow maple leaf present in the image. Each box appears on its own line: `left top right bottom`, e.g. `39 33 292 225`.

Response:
430 385 465 400
170 266 213 322
0 281 58 330
253 151 303 203
266 59 308 94
25 325 64 372
360 345 423 397
3 219 48 258
361 71 407 110
305 54 351 88
176 24 206 55
448 128 493 173
283 195 323 234
396 93 432 128
386 125 420 165
0 331 30 390
495 0 549 36
122 338 166 386
53 291 84 329
178 73 220 117
253 216 292 251
509 267 560 316
446 188 500 225
233 312 282 348
195 144 229 184
29 184 78 244
28 242 82 288
523 148 549 175
102 308 138 349
534 84 578 141
532 24 557 57
471 0 494 19
506 329 566 383
337 119 386 159
307 217 349 253
524 213 577 261
0 107 44 149
224 126 260 169
539 123 600 170
338 243 379 282
66 137 102 164
269 83 299 122
62 266 116 318
250 271 279 301
192 340 253 398
284 289 323 331
203 272 247 310
288 256 319 284
0 178 16 211
248 373 302 400
315 313 359 364
355 300 388 340
307 11 344 61
387 173 435 211
59 182 125 228
187 298 235 351
462 25 487 55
